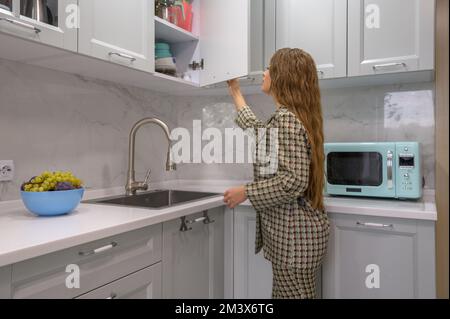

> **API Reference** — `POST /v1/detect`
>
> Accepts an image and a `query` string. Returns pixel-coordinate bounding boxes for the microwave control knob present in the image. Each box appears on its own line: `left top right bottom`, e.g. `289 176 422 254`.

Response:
404 147 409 151
404 173 410 179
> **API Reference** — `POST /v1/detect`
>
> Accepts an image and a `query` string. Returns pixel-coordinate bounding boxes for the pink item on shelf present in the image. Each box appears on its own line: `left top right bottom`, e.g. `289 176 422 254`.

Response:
168 1 193 32
180 1 193 32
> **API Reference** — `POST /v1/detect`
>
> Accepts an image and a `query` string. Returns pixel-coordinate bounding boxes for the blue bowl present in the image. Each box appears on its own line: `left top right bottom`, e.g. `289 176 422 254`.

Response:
20 188 84 217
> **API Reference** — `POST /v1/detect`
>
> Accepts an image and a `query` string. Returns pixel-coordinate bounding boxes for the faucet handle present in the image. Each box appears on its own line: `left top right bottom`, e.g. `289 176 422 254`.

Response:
143 169 151 185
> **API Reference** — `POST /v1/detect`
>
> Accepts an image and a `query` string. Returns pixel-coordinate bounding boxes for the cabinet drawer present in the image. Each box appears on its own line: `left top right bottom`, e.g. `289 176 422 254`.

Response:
76 263 162 299
11 224 162 299
330 214 418 234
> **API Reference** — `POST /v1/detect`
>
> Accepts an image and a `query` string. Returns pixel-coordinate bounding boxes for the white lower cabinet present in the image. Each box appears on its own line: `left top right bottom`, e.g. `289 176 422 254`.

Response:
76 263 162 299
162 208 224 299
0 208 225 299
322 213 436 299
10 224 162 299
231 206 273 299
229 206 436 299
229 206 322 299
0 266 11 299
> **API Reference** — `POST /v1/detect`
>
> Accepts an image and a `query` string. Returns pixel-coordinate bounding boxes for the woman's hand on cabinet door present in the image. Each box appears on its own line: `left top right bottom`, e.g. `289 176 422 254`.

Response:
227 79 247 111
227 78 241 93
223 185 247 209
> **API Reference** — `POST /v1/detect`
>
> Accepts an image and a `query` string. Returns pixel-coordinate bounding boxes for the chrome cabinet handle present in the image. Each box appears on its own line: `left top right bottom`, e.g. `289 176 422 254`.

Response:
180 211 215 232
186 216 208 224
386 151 393 189
79 242 118 257
106 293 117 299
373 62 406 70
357 221 394 229
0 17 41 33
317 70 324 77
108 52 136 62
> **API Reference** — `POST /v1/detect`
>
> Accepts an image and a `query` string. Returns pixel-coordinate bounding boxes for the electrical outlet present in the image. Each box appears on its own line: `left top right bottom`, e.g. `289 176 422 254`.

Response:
0 160 14 181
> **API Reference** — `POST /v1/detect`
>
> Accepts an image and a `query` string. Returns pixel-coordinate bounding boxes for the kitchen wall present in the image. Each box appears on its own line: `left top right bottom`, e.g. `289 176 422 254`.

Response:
0 58 436 201
0 58 179 201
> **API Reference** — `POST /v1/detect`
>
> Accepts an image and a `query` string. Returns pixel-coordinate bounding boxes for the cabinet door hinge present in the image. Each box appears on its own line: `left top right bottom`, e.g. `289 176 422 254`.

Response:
189 58 204 70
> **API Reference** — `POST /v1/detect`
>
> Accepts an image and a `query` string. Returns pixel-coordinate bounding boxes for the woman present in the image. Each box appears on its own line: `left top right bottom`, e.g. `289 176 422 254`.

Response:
223 48 330 299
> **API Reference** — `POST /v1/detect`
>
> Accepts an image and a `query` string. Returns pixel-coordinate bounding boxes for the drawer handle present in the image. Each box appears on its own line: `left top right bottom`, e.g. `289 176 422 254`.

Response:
180 211 215 232
79 242 118 257
372 62 406 70
356 222 394 229
106 293 117 299
0 17 41 33
108 52 136 62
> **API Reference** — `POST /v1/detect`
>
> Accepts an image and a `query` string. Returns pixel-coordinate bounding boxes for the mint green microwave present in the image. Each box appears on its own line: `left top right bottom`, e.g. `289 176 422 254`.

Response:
324 142 422 199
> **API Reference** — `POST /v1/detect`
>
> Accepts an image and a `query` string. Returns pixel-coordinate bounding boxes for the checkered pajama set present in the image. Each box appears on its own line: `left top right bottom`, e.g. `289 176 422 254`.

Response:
235 105 330 299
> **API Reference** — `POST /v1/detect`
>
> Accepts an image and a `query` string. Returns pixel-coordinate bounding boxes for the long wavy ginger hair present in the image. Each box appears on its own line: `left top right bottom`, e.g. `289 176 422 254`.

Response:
269 48 325 211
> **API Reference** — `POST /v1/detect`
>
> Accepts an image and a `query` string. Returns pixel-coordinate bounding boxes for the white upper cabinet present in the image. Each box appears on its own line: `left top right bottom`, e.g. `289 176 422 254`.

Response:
0 0 77 51
199 0 249 86
348 0 435 76
78 0 154 72
154 0 249 87
275 0 347 79
248 0 265 75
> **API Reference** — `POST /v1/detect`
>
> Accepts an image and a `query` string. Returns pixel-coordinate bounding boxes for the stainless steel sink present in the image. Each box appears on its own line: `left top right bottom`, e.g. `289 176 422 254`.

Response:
84 190 221 209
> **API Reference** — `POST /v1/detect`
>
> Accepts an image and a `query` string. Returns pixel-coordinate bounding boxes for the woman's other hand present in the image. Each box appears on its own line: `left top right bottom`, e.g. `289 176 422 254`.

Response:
224 186 247 209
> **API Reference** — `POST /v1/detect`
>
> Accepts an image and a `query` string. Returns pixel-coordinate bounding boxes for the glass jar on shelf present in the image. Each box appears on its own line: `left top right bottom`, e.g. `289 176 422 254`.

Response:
155 0 176 23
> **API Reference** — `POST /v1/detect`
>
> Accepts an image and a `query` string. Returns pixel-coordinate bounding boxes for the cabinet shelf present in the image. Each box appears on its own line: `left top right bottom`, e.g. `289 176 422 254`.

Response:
154 17 199 43
154 71 198 87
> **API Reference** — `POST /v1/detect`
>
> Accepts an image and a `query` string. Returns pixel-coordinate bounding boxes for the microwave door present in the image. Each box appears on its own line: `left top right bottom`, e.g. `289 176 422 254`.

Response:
326 150 396 198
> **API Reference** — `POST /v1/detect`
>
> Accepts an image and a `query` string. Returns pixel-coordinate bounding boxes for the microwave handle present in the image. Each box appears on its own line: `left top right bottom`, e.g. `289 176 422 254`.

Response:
387 151 393 189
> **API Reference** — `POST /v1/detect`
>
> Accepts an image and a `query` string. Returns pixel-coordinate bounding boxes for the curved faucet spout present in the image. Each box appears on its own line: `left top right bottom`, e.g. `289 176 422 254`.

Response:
126 118 176 196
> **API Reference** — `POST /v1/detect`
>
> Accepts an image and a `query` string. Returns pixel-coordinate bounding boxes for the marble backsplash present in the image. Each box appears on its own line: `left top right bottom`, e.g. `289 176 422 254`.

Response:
0 59 179 201
171 82 436 190
0 58 435 200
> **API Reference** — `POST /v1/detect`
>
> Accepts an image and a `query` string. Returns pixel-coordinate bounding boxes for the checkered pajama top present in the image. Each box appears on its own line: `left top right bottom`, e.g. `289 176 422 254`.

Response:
235 105 330 270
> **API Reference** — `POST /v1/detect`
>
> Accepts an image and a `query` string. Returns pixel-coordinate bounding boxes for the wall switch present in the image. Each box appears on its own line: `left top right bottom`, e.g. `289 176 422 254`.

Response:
0 160 14 181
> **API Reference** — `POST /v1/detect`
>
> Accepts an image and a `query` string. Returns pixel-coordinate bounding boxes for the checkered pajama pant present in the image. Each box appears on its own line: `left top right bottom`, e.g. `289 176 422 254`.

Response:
271 265 318 299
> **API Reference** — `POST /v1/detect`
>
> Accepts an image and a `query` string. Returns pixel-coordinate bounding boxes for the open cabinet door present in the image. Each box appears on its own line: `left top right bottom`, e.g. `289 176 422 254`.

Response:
199 0 249 87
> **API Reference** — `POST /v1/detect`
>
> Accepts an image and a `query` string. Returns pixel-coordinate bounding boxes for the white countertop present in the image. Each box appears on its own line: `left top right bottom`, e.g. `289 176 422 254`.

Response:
0 179 437 267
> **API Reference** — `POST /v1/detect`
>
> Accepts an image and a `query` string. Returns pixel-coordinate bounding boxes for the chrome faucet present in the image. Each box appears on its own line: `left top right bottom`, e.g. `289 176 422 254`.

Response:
126 118 176 196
